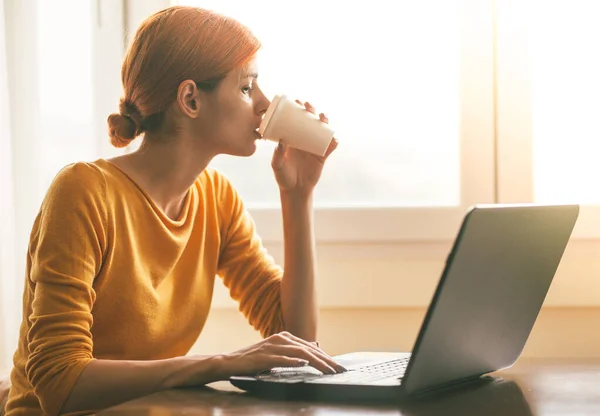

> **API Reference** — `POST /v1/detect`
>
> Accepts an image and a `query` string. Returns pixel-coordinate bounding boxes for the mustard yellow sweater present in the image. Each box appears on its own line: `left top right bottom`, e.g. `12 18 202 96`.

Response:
5 160 284 416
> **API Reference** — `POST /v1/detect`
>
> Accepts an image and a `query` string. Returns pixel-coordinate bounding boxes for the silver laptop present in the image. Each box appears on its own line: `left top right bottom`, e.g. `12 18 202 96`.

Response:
230 204 579 401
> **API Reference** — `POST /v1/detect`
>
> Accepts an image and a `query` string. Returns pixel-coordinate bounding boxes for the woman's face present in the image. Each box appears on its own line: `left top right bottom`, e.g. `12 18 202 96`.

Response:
192 58 271 157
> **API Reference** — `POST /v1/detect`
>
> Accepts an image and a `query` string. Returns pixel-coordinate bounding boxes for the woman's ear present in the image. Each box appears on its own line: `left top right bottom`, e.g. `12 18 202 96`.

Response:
176 80 200 118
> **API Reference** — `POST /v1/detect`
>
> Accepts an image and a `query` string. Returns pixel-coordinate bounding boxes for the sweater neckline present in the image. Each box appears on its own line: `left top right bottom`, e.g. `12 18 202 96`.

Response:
96 158 195 228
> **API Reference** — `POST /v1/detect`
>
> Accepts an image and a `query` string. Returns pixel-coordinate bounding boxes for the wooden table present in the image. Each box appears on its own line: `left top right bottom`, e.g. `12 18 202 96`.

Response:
97 359 600 415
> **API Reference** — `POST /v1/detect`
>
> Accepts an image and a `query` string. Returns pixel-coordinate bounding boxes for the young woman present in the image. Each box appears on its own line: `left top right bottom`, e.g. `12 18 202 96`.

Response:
5 6 342 416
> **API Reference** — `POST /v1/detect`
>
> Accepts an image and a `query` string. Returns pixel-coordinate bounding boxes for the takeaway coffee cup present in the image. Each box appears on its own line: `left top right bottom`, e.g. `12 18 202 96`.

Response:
258 95 335 156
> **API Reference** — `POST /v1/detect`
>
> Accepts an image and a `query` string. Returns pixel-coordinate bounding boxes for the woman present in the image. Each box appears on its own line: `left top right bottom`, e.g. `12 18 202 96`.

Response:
4 5 343 416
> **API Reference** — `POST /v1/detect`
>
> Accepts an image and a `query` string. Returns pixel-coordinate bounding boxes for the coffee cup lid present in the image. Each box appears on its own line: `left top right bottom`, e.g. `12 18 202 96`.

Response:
258 94 284 137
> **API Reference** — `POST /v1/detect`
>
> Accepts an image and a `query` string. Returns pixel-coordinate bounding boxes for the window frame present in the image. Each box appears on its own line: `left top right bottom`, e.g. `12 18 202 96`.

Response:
93 0 127 159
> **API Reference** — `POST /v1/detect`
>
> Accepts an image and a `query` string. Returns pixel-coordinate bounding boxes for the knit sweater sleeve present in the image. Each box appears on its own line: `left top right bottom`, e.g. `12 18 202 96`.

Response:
25 162 107 416
215 172 284 338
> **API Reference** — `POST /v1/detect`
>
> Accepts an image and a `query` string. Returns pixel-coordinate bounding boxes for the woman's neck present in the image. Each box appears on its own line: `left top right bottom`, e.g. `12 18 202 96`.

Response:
109 134 215 220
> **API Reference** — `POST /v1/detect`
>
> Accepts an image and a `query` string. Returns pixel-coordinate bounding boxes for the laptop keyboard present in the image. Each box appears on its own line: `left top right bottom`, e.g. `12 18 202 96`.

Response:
256 357 410 385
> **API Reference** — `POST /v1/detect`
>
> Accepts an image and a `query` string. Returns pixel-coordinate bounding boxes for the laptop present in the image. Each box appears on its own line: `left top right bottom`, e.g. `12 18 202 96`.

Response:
230 203 579 401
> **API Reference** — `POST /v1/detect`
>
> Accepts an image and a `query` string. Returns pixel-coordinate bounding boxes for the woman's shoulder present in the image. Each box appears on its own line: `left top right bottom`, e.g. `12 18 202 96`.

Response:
196 167 235 195
196 167 243 212
41 161 108 214
35 161 109 236
48 160 107 195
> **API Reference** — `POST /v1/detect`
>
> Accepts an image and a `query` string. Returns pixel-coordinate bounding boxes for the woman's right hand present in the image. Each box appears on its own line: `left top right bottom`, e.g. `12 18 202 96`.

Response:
220 331 347 376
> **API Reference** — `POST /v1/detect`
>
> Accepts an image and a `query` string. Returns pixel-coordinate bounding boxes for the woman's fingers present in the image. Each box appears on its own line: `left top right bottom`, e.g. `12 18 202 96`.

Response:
295 100 332 129
227 332 347 377
323 138 338 159
290 100 336 160
271 332 346 372
266 355 310 370
265 344 336 374
270 140 287 170
294 99 318 115
304 102 317 114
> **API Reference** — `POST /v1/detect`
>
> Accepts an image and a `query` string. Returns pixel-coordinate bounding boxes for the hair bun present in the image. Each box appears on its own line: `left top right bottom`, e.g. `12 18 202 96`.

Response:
107 113 137 148
107 98 143 148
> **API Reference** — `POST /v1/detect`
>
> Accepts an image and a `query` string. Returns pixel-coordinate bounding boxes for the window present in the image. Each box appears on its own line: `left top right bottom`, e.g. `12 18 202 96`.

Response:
37 0 97 191
530 1 600 205
175 0 462 209
167 0 496 241
9 0 498 245
496 0 600 238
10 0 124 212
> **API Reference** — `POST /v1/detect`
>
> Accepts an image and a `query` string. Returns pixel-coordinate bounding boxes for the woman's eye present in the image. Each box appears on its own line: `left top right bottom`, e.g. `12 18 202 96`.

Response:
242 86 253 94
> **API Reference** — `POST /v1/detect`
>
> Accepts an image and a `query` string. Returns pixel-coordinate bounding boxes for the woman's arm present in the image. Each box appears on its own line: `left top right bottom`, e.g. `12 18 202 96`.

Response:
62 331 343 414
270 101 338 342
60 355 224 414
279 191 318 341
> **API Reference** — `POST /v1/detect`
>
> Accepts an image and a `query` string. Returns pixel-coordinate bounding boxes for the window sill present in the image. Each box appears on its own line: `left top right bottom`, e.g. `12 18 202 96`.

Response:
250 206 472 244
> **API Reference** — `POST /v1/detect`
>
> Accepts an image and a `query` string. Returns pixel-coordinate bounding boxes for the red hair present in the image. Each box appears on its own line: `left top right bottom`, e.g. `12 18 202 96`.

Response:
107 6 261 147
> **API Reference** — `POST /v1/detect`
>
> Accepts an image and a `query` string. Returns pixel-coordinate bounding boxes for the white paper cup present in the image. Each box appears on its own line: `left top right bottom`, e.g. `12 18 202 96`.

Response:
258 95 335 156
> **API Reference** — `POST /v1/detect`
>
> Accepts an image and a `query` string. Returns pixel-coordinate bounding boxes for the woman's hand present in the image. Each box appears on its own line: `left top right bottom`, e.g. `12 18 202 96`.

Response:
271 100 338 198
220 331 346 376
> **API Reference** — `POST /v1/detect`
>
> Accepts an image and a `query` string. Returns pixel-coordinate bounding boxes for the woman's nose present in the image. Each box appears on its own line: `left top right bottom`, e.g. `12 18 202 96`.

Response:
258 94 270 116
